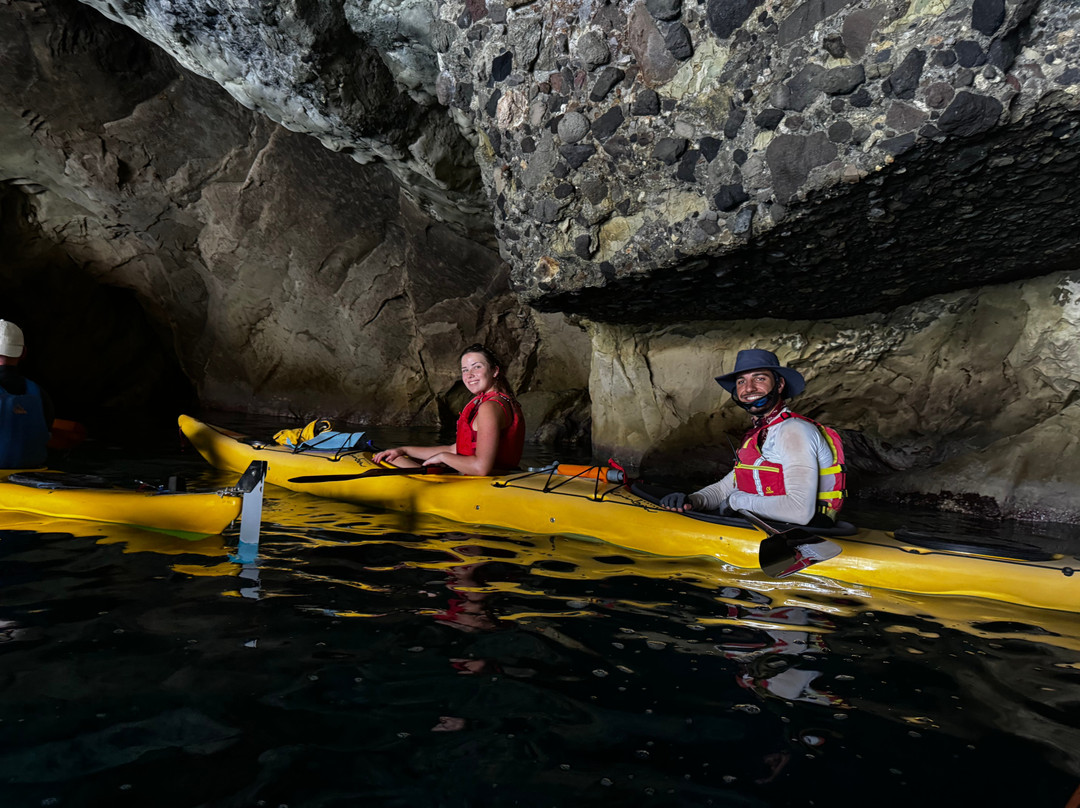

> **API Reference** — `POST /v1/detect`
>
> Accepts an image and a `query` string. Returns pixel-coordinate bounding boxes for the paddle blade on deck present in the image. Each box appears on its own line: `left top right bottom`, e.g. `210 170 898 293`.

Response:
289 464 450 484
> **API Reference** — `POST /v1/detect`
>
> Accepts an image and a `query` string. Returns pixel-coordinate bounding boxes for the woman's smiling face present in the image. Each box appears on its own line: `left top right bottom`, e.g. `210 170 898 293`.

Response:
460 352 497 394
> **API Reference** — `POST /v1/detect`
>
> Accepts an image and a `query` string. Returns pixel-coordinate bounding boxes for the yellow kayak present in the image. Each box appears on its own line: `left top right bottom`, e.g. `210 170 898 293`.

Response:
0 467 246 537
179 414 1080 613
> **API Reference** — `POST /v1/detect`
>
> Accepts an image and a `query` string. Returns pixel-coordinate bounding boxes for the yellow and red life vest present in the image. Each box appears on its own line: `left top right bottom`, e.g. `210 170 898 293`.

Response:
732 409 846 518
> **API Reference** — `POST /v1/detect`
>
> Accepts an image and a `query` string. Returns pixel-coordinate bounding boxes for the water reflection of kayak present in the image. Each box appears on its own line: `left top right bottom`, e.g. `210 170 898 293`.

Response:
179 414 1080 614
0 467 248 537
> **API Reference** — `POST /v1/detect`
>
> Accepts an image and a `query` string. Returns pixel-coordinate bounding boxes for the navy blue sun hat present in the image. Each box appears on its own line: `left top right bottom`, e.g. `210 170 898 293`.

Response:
714 349 806 397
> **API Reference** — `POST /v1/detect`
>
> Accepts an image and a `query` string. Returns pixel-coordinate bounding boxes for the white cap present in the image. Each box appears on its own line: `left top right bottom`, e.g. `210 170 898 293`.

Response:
0 320 25 359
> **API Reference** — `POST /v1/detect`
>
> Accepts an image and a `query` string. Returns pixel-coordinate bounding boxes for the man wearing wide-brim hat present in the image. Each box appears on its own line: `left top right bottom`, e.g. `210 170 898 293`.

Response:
660 348 846 528
0 320 52 469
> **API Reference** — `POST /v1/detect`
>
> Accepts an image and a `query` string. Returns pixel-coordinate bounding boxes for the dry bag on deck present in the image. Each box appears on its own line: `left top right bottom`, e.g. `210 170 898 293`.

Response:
273 418 365 451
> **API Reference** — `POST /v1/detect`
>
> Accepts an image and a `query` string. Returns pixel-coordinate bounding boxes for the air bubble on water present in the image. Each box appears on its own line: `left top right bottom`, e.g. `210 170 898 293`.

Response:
733 704 761 714
836 674 854 680
612 642 625 649
560 764 570 770
833 713 848 720
646 641 666 650
636 749 650 759
600 778 613 786
308 674 319 681
593 669 609 677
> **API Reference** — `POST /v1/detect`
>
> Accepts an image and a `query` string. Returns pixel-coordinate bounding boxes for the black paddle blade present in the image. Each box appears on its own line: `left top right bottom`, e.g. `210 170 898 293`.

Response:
759 529 843 578
289 464 450 484
289 472 373 483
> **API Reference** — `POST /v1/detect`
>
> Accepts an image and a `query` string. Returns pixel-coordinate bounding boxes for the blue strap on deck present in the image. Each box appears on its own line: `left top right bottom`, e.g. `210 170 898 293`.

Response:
290 430 366 451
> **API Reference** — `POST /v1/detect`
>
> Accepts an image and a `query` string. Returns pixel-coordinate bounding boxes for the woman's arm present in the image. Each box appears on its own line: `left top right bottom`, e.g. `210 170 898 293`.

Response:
373 443 455 467
422 400 506 475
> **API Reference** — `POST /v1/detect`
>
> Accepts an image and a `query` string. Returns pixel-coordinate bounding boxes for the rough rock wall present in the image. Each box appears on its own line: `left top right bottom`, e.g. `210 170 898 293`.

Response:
81 0 490 236
0 0 591 437
590 270 1080 520
75 0 1080 324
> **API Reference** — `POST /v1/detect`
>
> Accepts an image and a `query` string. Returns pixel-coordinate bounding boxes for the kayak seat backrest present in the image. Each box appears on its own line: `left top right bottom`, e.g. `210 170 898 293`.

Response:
7 471 113 490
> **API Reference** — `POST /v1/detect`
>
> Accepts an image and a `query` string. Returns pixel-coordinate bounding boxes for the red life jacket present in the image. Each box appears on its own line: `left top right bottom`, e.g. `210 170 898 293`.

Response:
732 409 846 518
455 390 525 470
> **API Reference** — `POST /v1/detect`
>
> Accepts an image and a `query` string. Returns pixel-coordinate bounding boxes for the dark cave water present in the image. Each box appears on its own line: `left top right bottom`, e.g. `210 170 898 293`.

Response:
1 415 1078 808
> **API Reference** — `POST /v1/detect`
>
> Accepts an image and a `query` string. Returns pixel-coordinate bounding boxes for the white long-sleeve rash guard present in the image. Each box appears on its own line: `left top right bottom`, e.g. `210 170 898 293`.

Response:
687 413 835 525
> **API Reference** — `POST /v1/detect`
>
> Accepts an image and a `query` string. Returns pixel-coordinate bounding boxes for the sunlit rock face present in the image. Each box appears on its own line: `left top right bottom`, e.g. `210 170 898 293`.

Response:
589 270 1080 521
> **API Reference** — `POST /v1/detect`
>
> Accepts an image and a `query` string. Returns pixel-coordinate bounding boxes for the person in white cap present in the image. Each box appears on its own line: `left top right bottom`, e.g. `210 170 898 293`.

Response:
0 320 52 468
659 349 846 527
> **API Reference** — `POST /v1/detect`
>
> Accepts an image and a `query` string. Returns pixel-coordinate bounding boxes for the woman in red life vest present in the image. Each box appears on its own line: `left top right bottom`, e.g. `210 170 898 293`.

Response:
372 344 525 475
659 349 845 528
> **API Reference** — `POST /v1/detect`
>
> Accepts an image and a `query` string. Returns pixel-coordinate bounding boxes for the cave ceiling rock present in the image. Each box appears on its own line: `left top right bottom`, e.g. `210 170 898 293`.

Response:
434 0 1080 323
73 0 1080 324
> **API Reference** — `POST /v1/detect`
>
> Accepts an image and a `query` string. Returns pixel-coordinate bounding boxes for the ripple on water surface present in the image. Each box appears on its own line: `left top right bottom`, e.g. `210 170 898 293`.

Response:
1 434 1079 808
